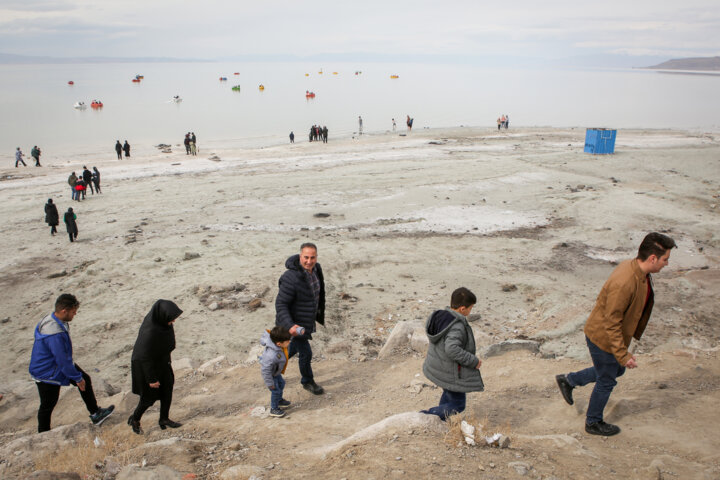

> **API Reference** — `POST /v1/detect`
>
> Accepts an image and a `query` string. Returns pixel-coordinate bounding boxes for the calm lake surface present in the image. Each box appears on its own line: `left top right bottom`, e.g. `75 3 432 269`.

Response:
0 62 718 158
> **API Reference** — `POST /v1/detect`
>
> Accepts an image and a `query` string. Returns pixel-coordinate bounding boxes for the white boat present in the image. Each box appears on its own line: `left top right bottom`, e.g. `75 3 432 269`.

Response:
172 96 182 103
73 102 86 109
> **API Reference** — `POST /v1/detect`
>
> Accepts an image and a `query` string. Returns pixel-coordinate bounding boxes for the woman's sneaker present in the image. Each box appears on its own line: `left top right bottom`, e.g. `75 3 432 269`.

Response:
269 408 286 418
90 405 115 426
278 399 292 409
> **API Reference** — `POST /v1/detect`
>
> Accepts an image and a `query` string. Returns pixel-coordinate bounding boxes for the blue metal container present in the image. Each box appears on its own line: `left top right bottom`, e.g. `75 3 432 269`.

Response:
584 128 617 154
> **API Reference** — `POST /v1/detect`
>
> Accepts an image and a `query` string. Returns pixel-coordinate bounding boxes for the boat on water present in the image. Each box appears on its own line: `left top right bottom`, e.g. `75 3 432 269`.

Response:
305 90 316 98
91 100 103 108
172 96 182 103
234 72 240 75
219 77 228 81
73 102 86 109
232 85 241 91
132 78 141 83
390 75 399 79
333 72 338 75
258 84 265 91
68 81 74 85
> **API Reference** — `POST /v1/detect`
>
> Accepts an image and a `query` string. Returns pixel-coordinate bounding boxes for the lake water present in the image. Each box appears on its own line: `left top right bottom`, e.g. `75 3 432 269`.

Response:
0 61 718 159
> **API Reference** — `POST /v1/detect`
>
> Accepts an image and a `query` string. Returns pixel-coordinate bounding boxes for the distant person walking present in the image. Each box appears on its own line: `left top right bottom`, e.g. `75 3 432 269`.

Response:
289 131 295 143
392 118 396 132
555 233 677 436
497 117 502 131
31 146 42 167
29 293 115 432
128 300 184 434
184 134 191 154
64 207 78 242
322 126 328 143
15 147 27 167
115 141 122 159
82 166 94 195
505 114 510 129
123 141 131 158
44 199 59 236
92 167 101 194
190 141 197 156
68 172 78 201
358 116 363 135
406 115 413 132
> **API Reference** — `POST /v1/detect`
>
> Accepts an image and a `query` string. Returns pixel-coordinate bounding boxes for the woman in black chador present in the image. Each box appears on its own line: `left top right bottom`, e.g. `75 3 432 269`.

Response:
63 207 78 242
44 199 59 235
128 300 183 434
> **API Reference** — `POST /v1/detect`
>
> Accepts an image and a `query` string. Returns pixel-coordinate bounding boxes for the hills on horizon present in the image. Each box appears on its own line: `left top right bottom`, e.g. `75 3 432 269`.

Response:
643 56 720 71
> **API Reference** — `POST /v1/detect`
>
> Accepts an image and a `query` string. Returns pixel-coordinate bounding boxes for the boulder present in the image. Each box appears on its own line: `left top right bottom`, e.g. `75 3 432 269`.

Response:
409 327 428 354
378 321 422 359
172 357 198 372
116 465 185 480
244 345 264 364
197 356 226 375
481 339 540 358
219 464 263 480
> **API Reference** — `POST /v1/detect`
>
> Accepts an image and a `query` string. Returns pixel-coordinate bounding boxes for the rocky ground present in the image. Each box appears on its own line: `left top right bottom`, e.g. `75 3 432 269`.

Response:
0 127 718 479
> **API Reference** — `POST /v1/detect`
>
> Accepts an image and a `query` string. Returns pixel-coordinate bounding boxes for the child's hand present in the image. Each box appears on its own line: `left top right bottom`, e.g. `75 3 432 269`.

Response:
268 386 275 390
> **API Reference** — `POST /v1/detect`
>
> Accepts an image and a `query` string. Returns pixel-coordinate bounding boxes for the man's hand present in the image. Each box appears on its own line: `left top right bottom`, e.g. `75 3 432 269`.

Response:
149 381 161 388
625 356 638 369
76 379 86 391
476 359 482 369
289 325 300 336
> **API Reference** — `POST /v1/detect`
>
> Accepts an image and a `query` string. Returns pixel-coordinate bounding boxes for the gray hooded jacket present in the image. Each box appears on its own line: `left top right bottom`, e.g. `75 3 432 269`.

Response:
422 307 484 393
259 331 287 387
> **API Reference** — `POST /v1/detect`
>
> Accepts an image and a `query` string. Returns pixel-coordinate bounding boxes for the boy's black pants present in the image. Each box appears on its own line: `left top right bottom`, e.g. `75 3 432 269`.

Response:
36 364 98 432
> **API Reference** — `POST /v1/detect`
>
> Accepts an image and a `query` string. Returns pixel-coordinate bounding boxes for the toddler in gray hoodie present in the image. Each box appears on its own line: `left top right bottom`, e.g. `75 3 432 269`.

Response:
260 326 292 417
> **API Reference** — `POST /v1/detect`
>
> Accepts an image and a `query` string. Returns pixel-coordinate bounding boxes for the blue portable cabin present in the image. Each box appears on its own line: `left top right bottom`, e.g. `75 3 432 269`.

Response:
584 128 617 154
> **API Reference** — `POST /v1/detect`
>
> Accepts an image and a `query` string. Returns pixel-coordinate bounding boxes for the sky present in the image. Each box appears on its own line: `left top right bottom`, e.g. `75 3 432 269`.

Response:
1 0 718 62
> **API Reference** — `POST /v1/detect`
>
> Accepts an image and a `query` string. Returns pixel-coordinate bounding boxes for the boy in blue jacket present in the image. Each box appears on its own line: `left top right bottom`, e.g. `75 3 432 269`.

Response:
260 326 292 418
29 294 114 432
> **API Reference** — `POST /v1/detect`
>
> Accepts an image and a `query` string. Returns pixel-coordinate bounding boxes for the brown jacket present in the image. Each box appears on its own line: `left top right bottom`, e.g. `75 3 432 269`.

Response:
584 259 654 366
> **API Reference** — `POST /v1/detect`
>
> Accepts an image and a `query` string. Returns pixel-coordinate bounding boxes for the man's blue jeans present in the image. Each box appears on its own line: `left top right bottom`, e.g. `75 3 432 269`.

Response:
425 389 466 421
270 374 285 409
567 336 626 424
288 335 314 385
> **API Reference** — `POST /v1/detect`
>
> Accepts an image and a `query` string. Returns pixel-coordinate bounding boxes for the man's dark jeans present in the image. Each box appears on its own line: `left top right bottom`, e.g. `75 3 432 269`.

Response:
36 364 98 432
567 336 626 424
424 389 466 421
288 335 314 385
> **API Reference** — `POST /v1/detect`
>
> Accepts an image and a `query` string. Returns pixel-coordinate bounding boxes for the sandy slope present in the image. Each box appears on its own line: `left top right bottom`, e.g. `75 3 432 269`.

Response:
0 127 718 479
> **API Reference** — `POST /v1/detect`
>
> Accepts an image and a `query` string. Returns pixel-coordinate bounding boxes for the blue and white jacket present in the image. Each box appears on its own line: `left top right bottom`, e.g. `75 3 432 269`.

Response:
29 313 83 385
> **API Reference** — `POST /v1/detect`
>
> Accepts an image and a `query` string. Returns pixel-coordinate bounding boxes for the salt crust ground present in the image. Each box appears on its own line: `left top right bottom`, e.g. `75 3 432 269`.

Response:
0 126 719 479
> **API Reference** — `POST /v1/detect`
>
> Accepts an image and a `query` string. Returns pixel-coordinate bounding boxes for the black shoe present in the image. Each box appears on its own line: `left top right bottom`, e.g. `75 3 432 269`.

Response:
585 421 620 436
90 405 114 426
158 419 183 430
127 415 143 434
303 381 324 395
269 408 286 418
278 399 292 409
555 374 574 405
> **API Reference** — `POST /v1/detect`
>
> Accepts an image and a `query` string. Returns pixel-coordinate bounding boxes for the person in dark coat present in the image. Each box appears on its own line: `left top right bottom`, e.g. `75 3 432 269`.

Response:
289 131 295 143
115 141 122 159
128 300 183 434
82 166 94 195
275 243 326 395
123 141 131 158
45 199 59 235
64 208 78 242
92 167 101 193
184 134 190 154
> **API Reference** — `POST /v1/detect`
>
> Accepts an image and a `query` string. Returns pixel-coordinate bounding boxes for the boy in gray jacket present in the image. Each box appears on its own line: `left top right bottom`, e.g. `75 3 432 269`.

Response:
421 287 484 420
260 326 292 418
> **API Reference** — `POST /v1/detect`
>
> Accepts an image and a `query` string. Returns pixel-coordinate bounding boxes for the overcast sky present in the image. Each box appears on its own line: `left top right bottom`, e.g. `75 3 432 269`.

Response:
1 0 718 61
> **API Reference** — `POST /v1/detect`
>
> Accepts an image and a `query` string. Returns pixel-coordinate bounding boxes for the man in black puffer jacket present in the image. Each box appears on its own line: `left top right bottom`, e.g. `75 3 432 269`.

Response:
275 243 326 395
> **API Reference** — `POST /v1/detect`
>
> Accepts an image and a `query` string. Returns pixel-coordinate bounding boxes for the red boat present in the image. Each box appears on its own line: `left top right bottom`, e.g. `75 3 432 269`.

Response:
68 81 74 85
305 90 316 98
91 101 103 108
132 78 141 83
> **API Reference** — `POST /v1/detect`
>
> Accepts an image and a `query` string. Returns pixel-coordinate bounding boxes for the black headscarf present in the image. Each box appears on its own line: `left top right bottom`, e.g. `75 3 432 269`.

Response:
131 300 183 362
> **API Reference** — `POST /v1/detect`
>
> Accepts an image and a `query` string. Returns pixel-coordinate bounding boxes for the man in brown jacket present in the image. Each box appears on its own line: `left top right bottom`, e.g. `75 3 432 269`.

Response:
555 232 676 436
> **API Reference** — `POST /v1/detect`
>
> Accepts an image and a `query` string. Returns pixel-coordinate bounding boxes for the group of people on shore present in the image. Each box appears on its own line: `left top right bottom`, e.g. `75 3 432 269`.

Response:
114 141 131 159
497 114 510 130
184 132 198 155
307 125 328 143
67 166 101 202
29 234 677 439
14 146 42 167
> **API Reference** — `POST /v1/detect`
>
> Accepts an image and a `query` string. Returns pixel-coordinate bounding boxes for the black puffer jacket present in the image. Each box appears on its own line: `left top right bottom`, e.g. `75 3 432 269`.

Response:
44 200 59 226
275 254 325 334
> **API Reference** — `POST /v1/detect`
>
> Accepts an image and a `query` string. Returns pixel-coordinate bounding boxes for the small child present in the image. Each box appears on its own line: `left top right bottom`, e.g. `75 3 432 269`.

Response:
260 326 292 418
421 287 484 420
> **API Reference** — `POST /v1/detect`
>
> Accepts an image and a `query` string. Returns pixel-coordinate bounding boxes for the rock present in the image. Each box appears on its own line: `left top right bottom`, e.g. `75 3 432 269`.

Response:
92 376 120 397
313 213 331 218
409 327 429 354
247 298 263 311
407 378 431 394
378 321 421 359
250 406 268 418
219 464 263 480
197 355 226 374
244 344 264 364
116 464 185 480
208 302 220 311
501 284 517 292
25 472 81 480
482 339 540 358
508 461 531 476
47 270 68 279
173 357 198 372
104 459 123 479
1 317 9 323
183 252 201 261
467 313 482 322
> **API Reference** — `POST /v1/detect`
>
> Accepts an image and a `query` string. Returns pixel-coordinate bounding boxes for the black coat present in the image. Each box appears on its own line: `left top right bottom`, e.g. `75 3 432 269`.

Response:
82 169 92 183
275 254 325 335
115 142 122 153
131 300 182 398
45 201 59 226
63 210 77 234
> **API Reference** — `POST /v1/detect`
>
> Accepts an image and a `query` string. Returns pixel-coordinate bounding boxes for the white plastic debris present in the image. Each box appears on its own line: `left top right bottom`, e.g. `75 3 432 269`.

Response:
93 436 104 448
461 420 476 445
